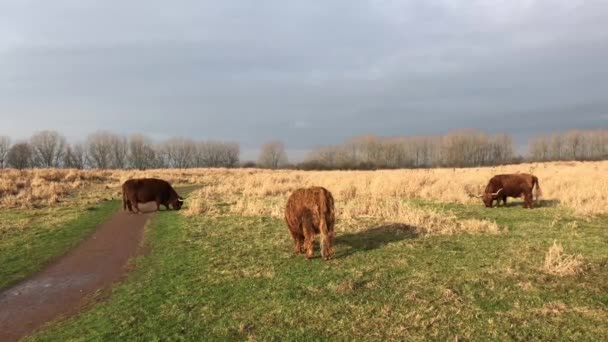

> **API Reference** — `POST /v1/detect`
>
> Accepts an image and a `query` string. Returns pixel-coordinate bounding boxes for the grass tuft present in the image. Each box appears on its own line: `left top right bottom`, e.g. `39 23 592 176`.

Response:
543 241 585 276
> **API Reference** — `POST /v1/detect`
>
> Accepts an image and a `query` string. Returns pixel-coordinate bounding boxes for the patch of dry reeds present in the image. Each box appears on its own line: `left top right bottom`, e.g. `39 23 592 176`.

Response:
543 241 584 276
2 160 606 216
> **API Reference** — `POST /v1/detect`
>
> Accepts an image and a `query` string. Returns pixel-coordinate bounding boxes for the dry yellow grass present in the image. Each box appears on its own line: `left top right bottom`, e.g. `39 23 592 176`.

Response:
179 160 608 216
1 160 606 217
0 168 200 209
179 161 606 235
0 169 90 208
543 241 585 276
181 171 503 235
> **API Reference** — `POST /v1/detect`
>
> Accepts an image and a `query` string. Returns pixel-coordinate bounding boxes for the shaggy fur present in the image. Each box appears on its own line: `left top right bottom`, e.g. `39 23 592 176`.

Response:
122 178 184 212
481 173 541 208
285 187 336 260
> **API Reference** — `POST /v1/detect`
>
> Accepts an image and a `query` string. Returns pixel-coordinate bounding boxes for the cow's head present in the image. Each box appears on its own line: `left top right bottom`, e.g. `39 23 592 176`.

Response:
478 188 503 208
172 196 185 210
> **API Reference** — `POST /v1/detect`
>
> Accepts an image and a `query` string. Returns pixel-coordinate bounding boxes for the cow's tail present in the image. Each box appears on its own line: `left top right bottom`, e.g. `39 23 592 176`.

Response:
533 176 542 201
318 192 331 260
122 190 127 211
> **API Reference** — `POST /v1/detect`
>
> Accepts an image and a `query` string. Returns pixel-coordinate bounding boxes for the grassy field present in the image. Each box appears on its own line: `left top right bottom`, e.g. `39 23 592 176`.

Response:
0 200 119 289
1 163 607 339
29 200 608 340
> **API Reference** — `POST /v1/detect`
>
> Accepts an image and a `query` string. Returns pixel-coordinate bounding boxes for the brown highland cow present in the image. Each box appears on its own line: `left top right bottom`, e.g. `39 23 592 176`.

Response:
285 187 336 260
478 173 541 209
122 178 184 212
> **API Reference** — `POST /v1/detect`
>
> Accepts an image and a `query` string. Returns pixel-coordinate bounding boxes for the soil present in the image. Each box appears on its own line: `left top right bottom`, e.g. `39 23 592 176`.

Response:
0 209 153 341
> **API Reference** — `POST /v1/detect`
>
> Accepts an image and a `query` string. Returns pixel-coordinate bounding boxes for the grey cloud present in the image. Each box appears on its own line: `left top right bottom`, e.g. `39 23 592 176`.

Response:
1 0 608 152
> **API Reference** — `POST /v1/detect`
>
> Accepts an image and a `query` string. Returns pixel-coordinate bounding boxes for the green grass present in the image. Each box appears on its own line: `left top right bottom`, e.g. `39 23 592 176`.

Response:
0 201 119 289
29 201 608 341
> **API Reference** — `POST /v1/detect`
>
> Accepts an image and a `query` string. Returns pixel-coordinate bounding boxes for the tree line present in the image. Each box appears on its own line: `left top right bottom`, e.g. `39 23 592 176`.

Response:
300 130 516 169
0 131 241 170
528 129 608 162
300 129 608 170
0 128 606 170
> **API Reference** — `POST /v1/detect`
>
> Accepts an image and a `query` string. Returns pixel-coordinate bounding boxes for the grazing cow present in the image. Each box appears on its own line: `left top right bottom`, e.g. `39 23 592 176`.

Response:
479 173 541 209
122 178 184 212
285 187 336 260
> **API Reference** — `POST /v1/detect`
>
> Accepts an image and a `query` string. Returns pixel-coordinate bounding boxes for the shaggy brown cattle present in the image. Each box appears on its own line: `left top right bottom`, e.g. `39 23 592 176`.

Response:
285 187 336 260
122 178 184 212
479 173 541 209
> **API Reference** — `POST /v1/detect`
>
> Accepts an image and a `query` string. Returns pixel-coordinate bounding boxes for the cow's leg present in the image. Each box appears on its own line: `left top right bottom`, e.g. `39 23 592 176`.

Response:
133 200 140 213
294 238 300 255
126 195 139 213
502 196 507 207
302 215 315 259
297 234 305 255
327 229 335 258
287 223 304 255
294 235 304 255
523 192 531 208
154 195 162 211
124 194 134 212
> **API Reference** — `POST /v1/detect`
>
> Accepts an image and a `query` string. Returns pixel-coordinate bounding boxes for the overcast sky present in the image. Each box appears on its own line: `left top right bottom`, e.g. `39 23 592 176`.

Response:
1 0 607 159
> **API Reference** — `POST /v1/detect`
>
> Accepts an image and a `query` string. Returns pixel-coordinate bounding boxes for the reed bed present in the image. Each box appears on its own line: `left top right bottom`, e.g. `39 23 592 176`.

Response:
1 161 606 217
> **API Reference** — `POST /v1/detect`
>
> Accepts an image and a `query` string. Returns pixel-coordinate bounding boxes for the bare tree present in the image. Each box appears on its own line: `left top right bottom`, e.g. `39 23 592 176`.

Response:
196 141 240 167
590 130 608 160
441 131 471 167
219 142 240 167
0 136 10 168
162 137 196 168
86 131 114 169
353 135 383 165
531 130 585 161
150 148 167 169
30 130 66 168
258 140 288 169
109 134 129 169
129 134 157 170
63 143 86 169
6 142 33 169
307 146 338 169
492 134 514 164
549 134 564 161
529 136 549 161
381 139 405 168
565 130 582 160
196 141 218 167
528 129 608 162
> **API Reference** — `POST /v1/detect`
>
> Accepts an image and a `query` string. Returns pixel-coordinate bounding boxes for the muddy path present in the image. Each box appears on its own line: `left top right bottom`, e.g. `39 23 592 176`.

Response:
0 209 153 341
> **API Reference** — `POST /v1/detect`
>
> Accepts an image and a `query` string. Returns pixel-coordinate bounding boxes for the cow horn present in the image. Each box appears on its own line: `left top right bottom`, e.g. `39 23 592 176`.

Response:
492 188 503 196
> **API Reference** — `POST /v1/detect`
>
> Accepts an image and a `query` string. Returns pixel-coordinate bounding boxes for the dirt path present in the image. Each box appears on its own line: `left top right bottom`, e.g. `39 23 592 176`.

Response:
0 209 153 341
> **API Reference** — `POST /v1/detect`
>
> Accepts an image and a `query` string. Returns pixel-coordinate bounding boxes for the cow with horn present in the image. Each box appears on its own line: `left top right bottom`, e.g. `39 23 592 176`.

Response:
478 173 541 209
